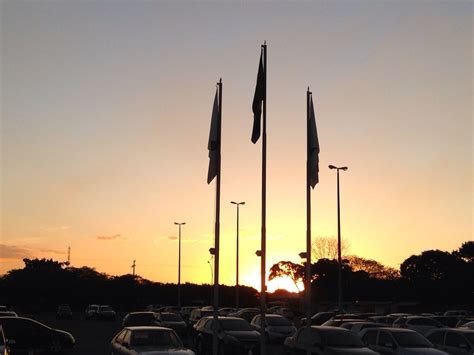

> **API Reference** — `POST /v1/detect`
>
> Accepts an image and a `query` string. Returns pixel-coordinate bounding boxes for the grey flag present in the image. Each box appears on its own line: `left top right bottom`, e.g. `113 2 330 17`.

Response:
308 95 320 188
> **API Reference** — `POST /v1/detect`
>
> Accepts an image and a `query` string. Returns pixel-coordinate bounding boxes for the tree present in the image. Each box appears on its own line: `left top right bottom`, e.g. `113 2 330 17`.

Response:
311 237 350 261
346 255 400 280
268 261 304 292
455 241 474 263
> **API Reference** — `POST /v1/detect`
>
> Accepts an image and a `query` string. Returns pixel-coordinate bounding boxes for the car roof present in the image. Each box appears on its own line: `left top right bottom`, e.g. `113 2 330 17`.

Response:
377 327 417 333
124 326 171 331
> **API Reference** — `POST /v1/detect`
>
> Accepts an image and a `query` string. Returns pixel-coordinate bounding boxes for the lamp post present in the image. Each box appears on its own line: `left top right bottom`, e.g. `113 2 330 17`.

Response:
328 165 348 313
231 201 245 308
174 222 185 308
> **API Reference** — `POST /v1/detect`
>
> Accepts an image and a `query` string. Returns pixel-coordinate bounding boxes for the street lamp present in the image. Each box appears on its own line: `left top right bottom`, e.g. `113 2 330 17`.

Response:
174 222 186 308
231 201 245 308
328 165 348 313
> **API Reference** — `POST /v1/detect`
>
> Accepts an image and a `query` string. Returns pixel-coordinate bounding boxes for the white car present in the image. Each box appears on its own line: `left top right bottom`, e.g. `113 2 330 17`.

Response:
393 316 443 335
426 328 474 354
110 326 194 355
250 314 296 343
360 327 448 355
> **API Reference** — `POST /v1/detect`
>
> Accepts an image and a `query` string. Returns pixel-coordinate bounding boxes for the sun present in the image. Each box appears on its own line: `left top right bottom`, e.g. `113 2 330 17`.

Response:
242 269 302 294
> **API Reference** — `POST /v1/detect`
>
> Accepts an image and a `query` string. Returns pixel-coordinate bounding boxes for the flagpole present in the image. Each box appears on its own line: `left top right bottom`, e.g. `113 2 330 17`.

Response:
212 78 222 355
260 42 267 355
306 88 312 334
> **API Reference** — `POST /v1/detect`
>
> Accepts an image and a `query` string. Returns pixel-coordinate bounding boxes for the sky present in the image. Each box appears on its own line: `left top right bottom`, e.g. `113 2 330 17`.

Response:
1 0 472 292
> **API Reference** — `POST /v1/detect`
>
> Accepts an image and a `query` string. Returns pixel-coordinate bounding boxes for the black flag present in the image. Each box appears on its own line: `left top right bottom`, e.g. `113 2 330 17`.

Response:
308 95 320 188
251 50 265 143
207 88 220 184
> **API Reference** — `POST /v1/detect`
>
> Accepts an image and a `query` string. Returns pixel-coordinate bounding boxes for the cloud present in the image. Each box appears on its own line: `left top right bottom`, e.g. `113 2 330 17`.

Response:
0 244 33 260
38 248 66 255
96 234 125 241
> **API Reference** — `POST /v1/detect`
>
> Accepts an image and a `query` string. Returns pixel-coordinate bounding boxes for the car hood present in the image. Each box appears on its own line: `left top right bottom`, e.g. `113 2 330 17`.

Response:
325 347 378 354
134 347 194 355
398 348 448 355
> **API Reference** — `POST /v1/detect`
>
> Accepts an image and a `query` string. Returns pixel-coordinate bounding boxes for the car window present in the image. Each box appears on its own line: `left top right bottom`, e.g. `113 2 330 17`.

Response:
378 331 393 347
220 319 253 331
252 316 260 326
266 316 290 326
446 332 468 348
123 330 131 345
427 330 445 345
115 330 126 344
362 330 377 345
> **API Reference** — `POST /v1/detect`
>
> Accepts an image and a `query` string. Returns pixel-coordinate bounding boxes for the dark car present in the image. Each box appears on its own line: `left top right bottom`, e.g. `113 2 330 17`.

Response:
155 312 187 336
110 326 194 355
122 312 161 327
284 326 377 354
188 309 215 328
193 316 260 355
56 304 72 320
228 308 260 323
426 328 474 354
250 314 296 343
97 305 116 321
301 312 336 326
0 316 75 354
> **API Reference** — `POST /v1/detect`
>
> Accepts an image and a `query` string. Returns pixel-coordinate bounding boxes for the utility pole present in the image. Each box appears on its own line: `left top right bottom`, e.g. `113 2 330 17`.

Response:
131 260 136 277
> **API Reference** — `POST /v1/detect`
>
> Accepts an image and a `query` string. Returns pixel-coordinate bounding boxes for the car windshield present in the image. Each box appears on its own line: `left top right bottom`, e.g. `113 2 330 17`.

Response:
393 332 433 347
131 329 182 347
161 313 182 322
220 319 253 331
100 306 113 311
267 316 291 326
319 330 364 348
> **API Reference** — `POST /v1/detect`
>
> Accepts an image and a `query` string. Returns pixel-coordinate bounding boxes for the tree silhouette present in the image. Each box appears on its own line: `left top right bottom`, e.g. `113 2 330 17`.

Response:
311 237 350 261
268 261 304 292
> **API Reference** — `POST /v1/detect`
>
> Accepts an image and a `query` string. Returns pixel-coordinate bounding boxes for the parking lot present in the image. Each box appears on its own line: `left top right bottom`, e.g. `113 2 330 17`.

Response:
35 312 286 355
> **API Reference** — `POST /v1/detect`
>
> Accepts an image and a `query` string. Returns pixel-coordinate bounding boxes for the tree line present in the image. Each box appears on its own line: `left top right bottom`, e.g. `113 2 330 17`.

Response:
0 241 472 311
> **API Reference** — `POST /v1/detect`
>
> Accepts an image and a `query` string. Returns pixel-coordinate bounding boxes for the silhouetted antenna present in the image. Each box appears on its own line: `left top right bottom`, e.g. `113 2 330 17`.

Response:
131 260 136 277
65 246 71 266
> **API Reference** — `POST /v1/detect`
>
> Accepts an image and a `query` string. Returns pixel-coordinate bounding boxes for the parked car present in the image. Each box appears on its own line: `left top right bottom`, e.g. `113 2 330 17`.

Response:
122 312 160 327
97 305 116 321
56 304 73 320
228 308 260 323
164 306 181 314
85 304 99 320
457 319 474 328
193 316 260 354
431 316 460 328
393 316 443 335
0 314 16 319
459 321 474 330
156 312 187 335
340 321 384 333
370 316 396 326
250 314 296 343
181 307 199 321
427 328 474 354
301 312 336 326
322 318 366 327
444 311 469 317
284 325 378 354
0 325 10 355
0 316 75 354
145 304 164 312
218 308 237 316
188 309 215 328
360 327 447 355
110 326 194 355
275 307 295 320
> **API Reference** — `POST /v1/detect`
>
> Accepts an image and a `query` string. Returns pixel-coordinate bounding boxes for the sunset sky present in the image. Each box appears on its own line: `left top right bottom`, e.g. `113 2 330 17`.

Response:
1 1 472 292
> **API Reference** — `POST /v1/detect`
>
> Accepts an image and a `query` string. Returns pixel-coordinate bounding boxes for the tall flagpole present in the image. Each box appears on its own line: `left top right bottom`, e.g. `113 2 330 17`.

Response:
212 79 222 355
260 42 267 355
306 89 312 336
